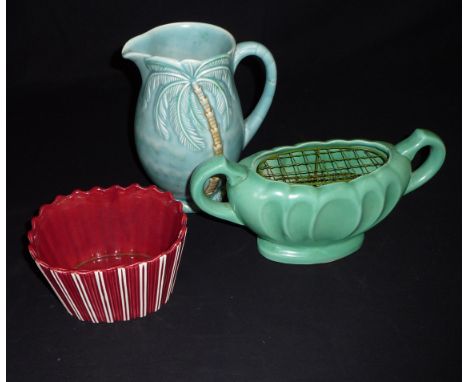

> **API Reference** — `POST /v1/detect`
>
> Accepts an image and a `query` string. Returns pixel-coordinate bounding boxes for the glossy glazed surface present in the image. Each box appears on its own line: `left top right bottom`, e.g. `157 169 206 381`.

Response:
28 184 187 323
190 129 446 264
122 22 277 212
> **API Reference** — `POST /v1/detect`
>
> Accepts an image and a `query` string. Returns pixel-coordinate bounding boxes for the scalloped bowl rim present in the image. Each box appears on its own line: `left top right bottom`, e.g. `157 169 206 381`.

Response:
27 184 188 275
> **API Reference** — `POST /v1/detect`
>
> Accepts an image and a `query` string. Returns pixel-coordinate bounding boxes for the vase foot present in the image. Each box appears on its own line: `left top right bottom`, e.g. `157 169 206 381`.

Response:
257 235 365 265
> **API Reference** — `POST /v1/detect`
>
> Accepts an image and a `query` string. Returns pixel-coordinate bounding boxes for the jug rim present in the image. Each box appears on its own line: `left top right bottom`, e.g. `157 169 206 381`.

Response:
122 22 237 63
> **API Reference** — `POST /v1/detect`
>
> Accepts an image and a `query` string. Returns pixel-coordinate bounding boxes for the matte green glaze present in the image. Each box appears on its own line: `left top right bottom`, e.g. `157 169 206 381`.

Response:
190 129 446 264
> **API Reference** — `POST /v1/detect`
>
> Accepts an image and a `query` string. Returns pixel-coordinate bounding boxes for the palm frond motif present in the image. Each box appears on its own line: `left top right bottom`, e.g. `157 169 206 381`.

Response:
176 84 206 150
142 55 234 152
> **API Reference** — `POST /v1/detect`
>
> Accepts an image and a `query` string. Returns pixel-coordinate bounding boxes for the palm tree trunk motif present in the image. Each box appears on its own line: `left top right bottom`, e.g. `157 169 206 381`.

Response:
191 82 223 195
142 55 234 196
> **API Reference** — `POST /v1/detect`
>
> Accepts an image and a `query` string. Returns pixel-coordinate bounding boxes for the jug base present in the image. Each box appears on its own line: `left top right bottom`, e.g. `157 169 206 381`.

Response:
257 234 364 265
181 199 196 214
180 189 223 214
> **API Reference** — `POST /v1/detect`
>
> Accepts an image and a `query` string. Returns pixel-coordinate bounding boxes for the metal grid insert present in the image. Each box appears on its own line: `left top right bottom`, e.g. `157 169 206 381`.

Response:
256 145 388 187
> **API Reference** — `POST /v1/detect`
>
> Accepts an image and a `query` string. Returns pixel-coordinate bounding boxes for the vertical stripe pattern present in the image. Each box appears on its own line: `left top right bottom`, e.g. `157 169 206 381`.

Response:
118 268 130 321
95 271 113 323
32 228 187 323
139 263 147 317
170 237 186 296
50 270 84 321
155 255 166 312
166 242 182 303
72 274 98 323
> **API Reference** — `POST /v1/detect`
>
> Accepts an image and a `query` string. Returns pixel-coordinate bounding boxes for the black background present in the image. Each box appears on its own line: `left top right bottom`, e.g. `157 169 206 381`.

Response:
7 0 460 381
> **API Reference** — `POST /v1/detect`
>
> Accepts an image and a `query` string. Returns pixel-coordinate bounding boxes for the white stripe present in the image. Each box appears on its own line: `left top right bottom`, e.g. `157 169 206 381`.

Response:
72 274 98 323
143 264 147 315
95 272 111 323
168 236 186 299
122 270 130 319
166 244 181 303
117 269 126 320
51 270 83 321
139 263 147 317
94 272 109 322
118 268 130 320
155 255 166 311
98 272 113 323
36 263 72 316
160 255 167 310
171 239 185 294
74 274 98 323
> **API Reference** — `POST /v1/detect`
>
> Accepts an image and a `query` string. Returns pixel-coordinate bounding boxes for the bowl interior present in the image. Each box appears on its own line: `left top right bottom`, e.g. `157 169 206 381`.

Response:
29 187 185 271
256 144 388 187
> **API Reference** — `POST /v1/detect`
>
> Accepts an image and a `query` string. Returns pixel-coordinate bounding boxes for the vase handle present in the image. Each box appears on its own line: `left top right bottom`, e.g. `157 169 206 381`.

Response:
233 42 277 148
190 156 247 225
395 129 446 195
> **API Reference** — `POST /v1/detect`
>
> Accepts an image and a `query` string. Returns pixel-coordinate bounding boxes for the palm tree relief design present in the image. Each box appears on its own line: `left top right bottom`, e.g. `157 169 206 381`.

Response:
142 55 234 194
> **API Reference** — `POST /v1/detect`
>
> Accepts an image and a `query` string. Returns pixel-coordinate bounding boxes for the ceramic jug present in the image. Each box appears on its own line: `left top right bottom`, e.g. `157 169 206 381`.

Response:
190 129 446 264
122 22 277 212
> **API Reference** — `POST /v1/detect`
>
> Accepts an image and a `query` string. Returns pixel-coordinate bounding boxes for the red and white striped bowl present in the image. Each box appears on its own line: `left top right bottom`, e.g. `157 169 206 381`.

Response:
27 184 187 323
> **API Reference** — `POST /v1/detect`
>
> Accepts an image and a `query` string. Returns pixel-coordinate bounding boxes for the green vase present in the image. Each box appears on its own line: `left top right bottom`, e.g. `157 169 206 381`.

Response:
190 129 446 264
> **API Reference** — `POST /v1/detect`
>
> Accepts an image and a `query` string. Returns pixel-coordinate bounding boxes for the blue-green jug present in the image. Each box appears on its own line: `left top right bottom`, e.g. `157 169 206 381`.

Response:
123 22 277 212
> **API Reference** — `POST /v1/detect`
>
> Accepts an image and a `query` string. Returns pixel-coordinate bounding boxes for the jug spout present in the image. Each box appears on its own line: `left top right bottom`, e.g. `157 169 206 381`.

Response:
122 35 152 80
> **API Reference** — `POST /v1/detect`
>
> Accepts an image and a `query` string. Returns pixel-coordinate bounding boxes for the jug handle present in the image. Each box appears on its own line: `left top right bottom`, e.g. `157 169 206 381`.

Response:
233 42 277 148
190 156 247 225
395 129 446 195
